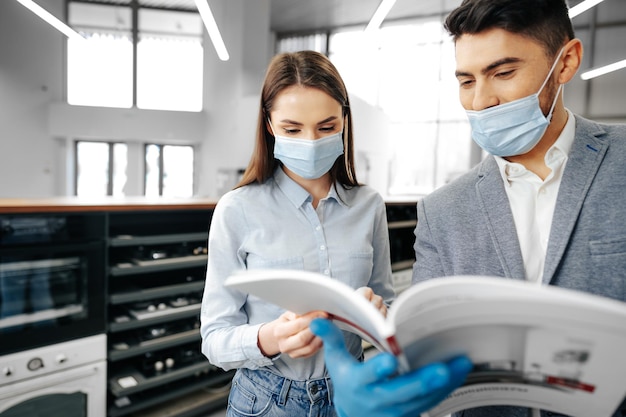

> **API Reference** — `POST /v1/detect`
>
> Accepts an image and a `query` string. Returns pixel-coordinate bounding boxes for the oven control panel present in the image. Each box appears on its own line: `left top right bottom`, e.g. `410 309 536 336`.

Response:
0 333 106 386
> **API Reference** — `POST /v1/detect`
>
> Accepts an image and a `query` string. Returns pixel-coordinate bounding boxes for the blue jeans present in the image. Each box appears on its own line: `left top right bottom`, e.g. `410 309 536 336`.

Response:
227 368 337 417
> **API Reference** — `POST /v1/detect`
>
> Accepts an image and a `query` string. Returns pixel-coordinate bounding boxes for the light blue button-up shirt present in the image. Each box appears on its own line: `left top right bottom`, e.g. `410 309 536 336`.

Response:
200 168 395 380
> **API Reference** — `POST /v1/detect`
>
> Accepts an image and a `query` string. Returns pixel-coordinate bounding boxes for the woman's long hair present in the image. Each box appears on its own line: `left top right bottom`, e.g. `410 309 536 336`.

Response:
236 50 359 189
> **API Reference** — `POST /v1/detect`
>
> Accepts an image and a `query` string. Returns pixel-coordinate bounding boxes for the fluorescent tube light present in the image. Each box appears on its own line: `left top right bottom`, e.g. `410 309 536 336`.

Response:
580 59 626 80
15 0 84 41
194 0 229 61
365 0 397 33
568 0 605 18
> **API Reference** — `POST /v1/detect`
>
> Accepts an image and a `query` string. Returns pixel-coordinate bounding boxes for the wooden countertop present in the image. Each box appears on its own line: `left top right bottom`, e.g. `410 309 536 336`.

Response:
0 197 219 214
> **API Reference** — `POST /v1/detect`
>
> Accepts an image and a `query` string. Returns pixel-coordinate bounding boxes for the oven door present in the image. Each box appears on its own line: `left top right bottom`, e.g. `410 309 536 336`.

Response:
0 241 105 356
0 360 106 417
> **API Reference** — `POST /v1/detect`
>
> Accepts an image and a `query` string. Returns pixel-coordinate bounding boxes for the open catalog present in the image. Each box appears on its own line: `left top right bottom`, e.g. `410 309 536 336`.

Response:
224 269 626 417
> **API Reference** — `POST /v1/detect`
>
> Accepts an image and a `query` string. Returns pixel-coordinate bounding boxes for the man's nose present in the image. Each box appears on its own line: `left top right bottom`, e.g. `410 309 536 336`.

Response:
472 82 499 111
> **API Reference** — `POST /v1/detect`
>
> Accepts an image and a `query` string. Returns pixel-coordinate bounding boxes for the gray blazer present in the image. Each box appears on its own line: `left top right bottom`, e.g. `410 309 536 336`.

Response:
412 115 626 417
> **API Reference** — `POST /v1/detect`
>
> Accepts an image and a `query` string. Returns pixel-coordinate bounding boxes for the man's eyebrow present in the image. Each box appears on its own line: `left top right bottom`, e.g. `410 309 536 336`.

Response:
455 57 523 78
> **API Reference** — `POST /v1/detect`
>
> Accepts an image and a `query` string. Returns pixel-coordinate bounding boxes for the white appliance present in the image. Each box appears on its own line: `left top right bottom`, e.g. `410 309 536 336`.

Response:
0 334 107 417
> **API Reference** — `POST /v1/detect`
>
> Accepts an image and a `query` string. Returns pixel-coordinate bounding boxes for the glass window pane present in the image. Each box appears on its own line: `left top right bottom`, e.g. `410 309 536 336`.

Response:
137 9 204 112
162 145 194 197
329 17 473 196
145 144 161 197
76 142 109 196
68 3 133 108
112 143 128 196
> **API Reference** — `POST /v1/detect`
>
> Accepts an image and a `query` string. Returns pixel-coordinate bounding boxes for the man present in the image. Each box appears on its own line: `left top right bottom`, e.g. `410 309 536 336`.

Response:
312 0 626 416
412 0 626 416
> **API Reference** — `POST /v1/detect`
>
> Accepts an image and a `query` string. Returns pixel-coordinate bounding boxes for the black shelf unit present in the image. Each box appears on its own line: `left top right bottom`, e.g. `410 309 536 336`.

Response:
385 202 418 293
105 208 229 417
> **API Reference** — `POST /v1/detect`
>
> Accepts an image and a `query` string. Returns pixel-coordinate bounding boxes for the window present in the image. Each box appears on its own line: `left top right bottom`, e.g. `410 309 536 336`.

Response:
75 141 128 196
276 18 479 196
145 144 194 197
67 1 203 112
328 19 474 195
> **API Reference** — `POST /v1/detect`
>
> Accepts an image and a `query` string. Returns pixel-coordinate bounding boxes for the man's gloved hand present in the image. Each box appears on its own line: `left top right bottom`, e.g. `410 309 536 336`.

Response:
310 318 472 417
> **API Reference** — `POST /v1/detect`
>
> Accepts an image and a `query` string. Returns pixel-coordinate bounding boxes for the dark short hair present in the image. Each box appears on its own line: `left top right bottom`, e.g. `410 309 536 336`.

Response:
237 50 358 189
444 0 575 57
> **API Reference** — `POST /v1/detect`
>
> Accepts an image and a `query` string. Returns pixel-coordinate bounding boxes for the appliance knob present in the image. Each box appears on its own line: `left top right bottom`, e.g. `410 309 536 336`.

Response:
55 354 68 365
2 366 14 377
27 357 44 371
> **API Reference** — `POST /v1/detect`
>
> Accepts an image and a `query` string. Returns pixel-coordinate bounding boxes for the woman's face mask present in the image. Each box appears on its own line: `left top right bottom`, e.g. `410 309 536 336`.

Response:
465 48 565 157
271 124 344 180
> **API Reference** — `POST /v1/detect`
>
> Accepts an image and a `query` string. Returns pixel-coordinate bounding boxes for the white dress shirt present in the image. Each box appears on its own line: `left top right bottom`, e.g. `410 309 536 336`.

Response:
495 109 576 284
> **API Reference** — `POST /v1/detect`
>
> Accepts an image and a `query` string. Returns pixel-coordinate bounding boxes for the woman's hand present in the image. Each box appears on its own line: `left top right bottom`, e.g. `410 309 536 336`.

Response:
258 310 329 359
356 287 388 317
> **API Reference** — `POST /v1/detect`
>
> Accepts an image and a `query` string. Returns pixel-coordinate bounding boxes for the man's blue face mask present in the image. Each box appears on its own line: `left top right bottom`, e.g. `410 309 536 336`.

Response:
465 48 565 157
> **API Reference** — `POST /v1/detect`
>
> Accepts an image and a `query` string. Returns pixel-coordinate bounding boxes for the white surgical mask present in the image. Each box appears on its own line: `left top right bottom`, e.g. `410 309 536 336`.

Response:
271 124 344 179
465 48 565 157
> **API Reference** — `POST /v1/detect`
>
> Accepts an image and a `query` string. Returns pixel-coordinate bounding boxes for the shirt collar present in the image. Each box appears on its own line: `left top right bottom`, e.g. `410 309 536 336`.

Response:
495 108 576 185
273 168 348 208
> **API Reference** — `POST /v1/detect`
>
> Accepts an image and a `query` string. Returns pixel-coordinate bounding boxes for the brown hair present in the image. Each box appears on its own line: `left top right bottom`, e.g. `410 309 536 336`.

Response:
445 0 575 58
235 50 359 189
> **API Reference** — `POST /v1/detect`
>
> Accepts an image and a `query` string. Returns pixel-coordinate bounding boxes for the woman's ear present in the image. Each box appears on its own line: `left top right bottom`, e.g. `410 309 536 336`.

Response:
558 38 583 84
265 118 274 136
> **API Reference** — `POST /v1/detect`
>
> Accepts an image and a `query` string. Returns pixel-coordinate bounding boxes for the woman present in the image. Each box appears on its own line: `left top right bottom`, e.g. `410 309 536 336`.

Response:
200 50 395 417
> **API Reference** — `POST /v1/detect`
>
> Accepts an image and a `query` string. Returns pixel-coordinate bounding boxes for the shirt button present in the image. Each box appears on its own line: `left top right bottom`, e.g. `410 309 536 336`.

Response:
320 245 326 251
323 269 330 275
315 226 321 231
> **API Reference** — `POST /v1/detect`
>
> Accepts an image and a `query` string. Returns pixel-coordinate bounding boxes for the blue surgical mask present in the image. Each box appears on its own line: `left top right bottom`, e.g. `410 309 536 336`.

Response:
465 48 565 157
272 127 344 179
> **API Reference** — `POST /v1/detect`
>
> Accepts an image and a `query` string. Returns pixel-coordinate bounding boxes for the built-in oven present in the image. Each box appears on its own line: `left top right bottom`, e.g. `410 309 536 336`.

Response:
0 334 107 417
0 213 106 356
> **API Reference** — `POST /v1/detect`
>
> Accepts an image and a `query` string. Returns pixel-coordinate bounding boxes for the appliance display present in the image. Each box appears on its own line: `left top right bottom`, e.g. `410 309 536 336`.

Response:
0 334 107 417
0 213 106 356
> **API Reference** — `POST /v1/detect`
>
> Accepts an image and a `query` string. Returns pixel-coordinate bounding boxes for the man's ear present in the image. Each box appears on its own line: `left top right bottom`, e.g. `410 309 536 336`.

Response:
558 38 583 84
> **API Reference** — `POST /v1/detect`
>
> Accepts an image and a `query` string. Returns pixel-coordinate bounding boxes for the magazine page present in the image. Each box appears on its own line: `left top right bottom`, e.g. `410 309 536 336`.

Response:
224 269 394 351
387 277 626 417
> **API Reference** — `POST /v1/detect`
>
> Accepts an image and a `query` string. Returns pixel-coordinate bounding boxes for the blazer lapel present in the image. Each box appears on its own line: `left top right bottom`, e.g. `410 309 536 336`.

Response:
475 158 526 280
543 116 608 284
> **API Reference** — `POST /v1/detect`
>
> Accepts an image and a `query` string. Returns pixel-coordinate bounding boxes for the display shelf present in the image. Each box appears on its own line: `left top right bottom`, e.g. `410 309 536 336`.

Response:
110 256 208 276
107 370 234 417
388 219 417 229
109 232 208 247
109 281 205 305
110 362 215 397
109 329 201 361
110 305 200 333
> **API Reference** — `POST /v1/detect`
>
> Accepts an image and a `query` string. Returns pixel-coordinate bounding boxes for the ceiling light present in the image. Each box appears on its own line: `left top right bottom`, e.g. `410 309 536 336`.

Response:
568 0 605 18
15 0 84 41
194 0 229 61
365 0 397 33
580 59 626 80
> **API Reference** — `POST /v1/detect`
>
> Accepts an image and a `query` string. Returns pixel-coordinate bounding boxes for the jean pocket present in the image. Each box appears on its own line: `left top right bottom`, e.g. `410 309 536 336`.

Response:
227 372 273 417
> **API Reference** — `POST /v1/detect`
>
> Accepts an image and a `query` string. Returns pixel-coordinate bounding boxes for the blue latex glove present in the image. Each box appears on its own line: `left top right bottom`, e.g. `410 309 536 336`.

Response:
310 318 472 417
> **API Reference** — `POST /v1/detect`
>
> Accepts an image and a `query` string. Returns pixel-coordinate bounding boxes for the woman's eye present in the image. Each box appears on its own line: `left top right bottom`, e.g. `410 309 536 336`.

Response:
319 126 335 132
284 128 300 134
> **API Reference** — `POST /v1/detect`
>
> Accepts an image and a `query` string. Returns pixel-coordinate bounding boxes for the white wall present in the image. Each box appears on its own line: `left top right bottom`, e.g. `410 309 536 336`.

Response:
0 0 65 197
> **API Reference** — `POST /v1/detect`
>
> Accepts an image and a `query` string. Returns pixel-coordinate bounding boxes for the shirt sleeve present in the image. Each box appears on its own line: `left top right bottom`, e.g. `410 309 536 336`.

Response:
369 194 396 305
199 193 275 371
